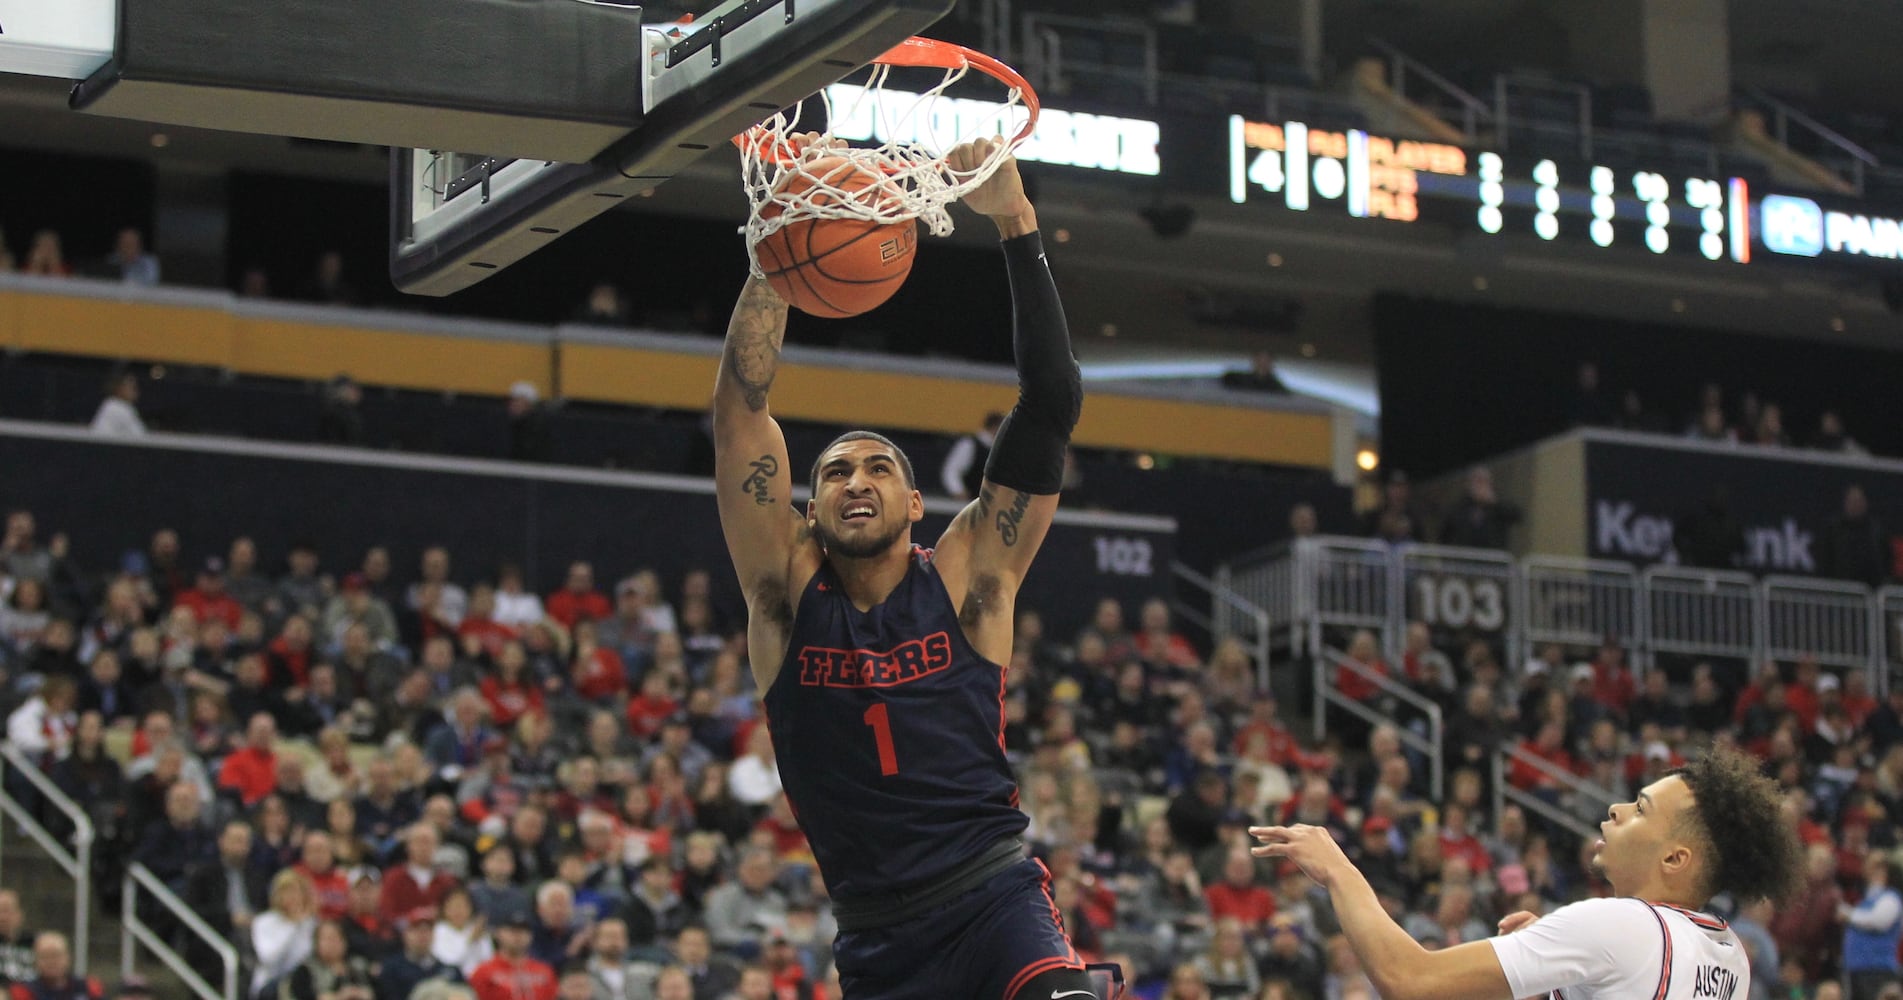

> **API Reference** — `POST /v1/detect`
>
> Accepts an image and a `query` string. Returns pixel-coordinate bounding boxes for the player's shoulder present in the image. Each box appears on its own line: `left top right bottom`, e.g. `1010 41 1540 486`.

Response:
1542 895 1663 931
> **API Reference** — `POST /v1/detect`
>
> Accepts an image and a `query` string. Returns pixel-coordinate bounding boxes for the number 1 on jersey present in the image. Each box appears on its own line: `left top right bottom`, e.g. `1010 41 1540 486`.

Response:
863 702 899 776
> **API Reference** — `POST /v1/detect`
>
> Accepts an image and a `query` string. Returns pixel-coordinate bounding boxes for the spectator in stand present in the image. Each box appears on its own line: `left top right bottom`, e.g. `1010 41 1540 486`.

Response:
940 412 1003 501
409 546 470 628
1616 388 1667 434
298 250 361 306
381 908 464 1000
1331 630 1390 745
385 823 461 917
1076 597 1135 665
470 914 558 1000
1221 350 1289 394
1843 853 1903 1000
546 563 610 628
573 283 633 326
0 579 51 659
295 831 352 921
219 711 281 807
1811 411 1867 455
275 543 326 625
1567 361 1612 427
1774 843 1847 984
317 374 365 446
1398 623 1455 698
21 230 71 277
134 775 216 892
105 227 160 285
622 857 687 948
1204 847 1275 935
0 891 34 986
491 565 545 631
433 887 493 977
1822 485 1890 587
1753 403 1791 447
89 372 146 437
184 819 266 965
584 917 657 999
284 919 374 1000
1360 470 1422 544
1687 399 1735 445
322 573 399 651
1437 466 1520 550
253 869 320 996
1588 639 1637 720
507 382 553 464
1 511 51 584
671 926 739 1000
1134 597 1200 673
703 848 787 958
6 933 100 1000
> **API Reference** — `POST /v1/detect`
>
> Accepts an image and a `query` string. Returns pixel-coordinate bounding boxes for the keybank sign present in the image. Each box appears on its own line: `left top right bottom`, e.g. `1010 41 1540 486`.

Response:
1761 194 1903 263
1593 500 1816 573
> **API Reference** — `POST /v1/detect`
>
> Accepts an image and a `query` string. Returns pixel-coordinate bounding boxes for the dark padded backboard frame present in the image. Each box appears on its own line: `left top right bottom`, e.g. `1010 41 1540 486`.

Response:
389 0 955 297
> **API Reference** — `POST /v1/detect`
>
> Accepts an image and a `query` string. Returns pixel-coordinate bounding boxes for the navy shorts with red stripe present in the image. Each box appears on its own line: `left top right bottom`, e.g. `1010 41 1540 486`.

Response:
833 858 1084 1000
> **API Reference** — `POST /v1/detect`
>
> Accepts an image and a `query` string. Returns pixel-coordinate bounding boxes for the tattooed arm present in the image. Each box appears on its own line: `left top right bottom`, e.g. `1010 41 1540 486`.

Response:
713 278 820 688
931 143 1077 667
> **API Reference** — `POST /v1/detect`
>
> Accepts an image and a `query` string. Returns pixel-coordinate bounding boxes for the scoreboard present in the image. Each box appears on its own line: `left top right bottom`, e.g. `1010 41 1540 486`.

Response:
1227 116 1756 263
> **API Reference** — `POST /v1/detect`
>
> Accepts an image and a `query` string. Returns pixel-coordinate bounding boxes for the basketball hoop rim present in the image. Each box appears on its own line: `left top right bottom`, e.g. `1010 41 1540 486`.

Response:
732 36 1040 164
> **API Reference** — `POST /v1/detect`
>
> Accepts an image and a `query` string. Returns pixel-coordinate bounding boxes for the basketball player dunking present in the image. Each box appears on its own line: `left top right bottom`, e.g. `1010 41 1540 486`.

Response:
712 138 1095 1000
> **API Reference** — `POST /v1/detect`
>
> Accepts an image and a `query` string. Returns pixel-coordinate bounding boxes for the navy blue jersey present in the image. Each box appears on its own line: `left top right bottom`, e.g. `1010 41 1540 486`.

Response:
763 547 1027 901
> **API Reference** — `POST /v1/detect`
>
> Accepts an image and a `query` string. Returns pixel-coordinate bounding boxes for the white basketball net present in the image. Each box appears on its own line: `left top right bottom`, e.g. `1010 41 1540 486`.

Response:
736 52 1033 277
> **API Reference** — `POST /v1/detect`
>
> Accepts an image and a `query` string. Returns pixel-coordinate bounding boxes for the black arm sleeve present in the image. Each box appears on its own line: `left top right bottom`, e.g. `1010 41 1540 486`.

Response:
983 232 1082 495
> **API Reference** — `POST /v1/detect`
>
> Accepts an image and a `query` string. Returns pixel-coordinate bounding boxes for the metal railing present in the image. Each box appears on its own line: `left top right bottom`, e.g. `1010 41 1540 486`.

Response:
1762 575 1879 676
1491 743 1618 845
1520 556 1641 656
0 741 94 976
1021 12 1160 107
1640 566 1760 667
1173 561 1272 692
1366 37 1494 140
1495 73 1594 159
1223 535 1893 691
1314 646 1444 801
1739 86 1879 195
123 862 240 1000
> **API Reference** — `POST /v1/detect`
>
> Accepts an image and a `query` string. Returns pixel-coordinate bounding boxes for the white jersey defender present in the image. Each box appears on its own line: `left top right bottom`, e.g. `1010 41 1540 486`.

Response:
1490 897 1748 1000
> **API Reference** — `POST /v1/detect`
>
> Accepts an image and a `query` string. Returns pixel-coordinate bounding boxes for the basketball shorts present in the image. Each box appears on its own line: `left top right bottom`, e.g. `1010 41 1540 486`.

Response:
832 858 1087 1000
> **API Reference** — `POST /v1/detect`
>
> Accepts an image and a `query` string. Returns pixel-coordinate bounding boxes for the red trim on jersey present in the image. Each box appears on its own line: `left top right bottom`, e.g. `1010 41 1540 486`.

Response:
1644 900 1673 1000
1034 860 1083 964
1005 957 1079 1000
1646 901 1729 932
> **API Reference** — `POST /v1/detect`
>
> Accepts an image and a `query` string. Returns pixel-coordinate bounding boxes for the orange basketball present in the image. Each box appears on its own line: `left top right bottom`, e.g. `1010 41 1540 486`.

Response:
754 157 917 319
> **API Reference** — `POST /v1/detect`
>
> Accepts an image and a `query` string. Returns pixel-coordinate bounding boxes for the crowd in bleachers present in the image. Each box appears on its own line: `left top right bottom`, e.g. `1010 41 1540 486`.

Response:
0 493 1896 1000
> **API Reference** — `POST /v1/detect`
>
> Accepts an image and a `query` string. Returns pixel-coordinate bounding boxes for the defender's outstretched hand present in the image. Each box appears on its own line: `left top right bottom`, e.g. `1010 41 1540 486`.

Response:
1249 824 1352 889
1496 911 1540 935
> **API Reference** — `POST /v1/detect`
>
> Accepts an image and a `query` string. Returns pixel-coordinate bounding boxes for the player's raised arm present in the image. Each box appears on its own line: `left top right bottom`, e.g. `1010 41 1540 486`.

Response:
935 139 1082 652
712 277 810 599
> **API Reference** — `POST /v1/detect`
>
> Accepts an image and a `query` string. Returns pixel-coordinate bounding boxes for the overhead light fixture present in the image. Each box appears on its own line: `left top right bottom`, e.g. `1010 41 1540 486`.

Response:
1356 447 1379 472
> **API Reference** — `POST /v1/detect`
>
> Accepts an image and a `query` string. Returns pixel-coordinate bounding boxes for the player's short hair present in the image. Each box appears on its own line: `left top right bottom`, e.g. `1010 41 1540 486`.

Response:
810 431 916 493
1672 747 1803 904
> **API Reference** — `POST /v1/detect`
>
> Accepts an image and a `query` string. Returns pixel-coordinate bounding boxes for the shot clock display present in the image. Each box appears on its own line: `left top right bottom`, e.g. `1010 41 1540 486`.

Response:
1228 115 1754 264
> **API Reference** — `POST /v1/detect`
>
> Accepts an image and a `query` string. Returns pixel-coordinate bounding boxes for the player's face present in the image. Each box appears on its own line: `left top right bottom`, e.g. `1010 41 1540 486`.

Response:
1594 775 1693 891
808 440 922 559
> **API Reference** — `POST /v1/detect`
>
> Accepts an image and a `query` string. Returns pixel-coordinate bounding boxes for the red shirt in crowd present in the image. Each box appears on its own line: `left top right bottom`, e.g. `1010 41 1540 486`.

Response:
217 745 278 806
626 693 677 741
296 863 351 921
175 588 243 631
470 954 558 1000
266 636 313 688
545 590 611 627
572 647 628 703
381 864 459 917
1507 738 1582 792
481 677 544 729
1591 662 1636 715
1204 881 1276 932
1334 656 1389 703
1785 683 1820 731
1232 719 1299 766
458 617 518 661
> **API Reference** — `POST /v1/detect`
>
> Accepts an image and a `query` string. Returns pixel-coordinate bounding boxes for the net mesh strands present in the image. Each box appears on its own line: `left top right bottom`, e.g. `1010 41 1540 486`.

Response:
735 38 1039 276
